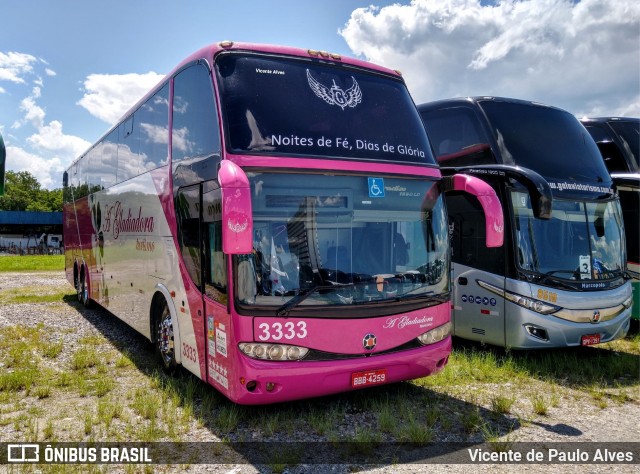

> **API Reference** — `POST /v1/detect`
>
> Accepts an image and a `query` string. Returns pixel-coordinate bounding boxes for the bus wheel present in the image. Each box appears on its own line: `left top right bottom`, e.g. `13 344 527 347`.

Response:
78 269 92 308
77 271 86 304
155 301 178 375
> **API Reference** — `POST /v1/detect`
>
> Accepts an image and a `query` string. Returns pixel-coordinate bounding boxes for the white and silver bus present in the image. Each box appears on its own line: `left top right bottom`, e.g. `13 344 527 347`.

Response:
419 97 632 349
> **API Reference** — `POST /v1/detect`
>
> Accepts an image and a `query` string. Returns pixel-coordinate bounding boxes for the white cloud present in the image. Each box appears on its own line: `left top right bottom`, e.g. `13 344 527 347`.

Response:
5 145 64 189
340 0 640 117
0 51 38 84
14 96 45 129
2 54 92 189
27 120 90 158
77 72 165 125
11 85 46 129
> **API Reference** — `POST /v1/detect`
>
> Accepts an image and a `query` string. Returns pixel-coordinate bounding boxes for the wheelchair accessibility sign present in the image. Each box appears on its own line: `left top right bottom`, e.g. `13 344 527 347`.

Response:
368 178 385 198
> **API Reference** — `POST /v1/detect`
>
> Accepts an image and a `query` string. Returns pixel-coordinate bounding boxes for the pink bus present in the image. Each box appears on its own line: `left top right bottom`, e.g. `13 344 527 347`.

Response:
62 42 503 404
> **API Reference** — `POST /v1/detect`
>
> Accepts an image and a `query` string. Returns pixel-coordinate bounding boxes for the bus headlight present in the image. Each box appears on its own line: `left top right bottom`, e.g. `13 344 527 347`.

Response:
417 322 451 345
239 343 309 361
477 280 561 315
503 292 561 314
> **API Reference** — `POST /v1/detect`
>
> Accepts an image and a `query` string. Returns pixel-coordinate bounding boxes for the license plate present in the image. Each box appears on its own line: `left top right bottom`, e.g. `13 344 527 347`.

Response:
581 334 601 346
351 368 387 387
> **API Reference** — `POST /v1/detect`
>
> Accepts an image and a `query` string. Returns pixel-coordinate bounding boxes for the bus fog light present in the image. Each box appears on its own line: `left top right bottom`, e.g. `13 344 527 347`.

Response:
239 342 309 361
266 382 275 392
524 324 549 341
418 322 451 345
246 380 257 392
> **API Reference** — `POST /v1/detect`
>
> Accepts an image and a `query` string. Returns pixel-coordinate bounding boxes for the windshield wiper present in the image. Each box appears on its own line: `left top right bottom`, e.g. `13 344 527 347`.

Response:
276 283 354 317
536 270 577 290
395 290 449 305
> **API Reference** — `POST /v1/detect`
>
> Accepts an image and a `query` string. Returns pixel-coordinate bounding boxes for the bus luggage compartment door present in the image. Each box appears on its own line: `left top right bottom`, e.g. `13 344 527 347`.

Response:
452 262 506 347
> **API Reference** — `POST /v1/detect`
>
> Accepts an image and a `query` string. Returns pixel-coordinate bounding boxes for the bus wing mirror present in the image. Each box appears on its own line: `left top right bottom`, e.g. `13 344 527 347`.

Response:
0 132 5 196
218 160 253 254
441 165 552 220
444 174 504 248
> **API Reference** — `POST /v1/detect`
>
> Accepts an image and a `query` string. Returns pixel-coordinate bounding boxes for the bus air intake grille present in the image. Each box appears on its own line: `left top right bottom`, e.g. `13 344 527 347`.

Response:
303 339 423 361
471 328 486 335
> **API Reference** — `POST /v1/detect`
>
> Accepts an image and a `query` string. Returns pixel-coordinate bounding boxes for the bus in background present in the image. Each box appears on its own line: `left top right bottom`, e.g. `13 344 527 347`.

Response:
418 97 632 349
580 117 639 320
63 42 504 404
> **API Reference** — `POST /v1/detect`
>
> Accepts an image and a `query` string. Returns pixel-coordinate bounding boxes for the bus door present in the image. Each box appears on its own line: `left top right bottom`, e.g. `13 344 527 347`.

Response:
448 193 507 346
200 180 233 391
175 181 228 382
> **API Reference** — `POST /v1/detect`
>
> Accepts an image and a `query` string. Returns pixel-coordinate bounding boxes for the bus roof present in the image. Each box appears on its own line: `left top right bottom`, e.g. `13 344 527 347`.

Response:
68 41 403 170
142 41 402 121
418 96 614 196
418 96 565 113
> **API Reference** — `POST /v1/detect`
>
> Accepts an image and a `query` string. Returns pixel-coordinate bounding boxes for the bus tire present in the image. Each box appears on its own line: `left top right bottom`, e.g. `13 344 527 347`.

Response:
77 269 86 305
155 300 178 375
78 268 93 308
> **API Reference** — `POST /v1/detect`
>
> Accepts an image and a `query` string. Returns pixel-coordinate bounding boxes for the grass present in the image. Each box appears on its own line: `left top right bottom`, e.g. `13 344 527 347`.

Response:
530 394 549 416
424 335 640 391
0 286 73 304
0 254 64 272
490 394 516 414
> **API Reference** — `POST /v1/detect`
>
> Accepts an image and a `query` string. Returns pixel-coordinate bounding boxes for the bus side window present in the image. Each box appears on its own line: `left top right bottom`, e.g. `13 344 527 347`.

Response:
118 116 139 182
421 106 495 166
172 62 221 170
176 185 202 290
171 63 223 294
138 83 170 171
202 181 227 303
102 129 118 188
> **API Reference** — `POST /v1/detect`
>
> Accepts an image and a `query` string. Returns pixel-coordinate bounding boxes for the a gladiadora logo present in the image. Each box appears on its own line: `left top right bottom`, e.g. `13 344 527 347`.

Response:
102 201 154 239
383 315 434 329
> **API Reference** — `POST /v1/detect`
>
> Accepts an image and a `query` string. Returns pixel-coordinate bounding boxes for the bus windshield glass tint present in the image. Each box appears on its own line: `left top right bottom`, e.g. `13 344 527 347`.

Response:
216 53 434 164
512 192 625 281
478 100 609 182
234 173 449 310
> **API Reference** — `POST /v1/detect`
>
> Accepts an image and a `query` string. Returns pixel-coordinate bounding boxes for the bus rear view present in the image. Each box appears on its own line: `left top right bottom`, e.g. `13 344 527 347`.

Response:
419 97 632 349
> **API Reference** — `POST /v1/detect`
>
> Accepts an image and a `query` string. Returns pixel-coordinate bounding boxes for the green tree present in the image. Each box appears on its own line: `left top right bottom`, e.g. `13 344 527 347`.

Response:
0 171 63 212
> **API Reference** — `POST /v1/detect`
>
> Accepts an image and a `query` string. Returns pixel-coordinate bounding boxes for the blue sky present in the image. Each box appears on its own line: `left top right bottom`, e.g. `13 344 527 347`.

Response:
1 0 639 189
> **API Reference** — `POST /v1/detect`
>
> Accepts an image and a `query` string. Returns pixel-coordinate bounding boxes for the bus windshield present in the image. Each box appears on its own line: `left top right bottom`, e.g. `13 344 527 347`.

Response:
512 192 625 281
235 172 449 313
478 100 609 182
216 52 433 164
